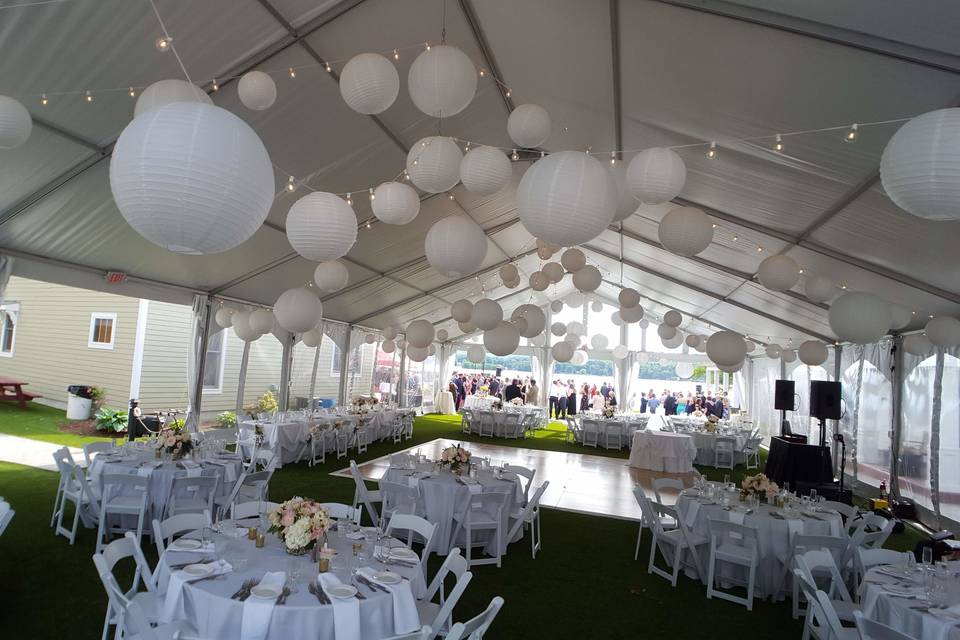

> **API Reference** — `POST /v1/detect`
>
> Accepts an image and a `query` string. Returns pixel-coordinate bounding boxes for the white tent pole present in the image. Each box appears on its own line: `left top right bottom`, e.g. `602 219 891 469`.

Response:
236 340 251 417
308 344 321 410
337 326 351 406
889 338 904 499
398 347 407 408
278 331 294 412
929 350 945 527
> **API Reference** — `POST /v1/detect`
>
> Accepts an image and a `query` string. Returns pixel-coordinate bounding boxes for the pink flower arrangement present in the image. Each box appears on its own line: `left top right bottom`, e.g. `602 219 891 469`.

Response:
741 473 779 501
267 497 331 554
156 427 193 458
438 443 472 473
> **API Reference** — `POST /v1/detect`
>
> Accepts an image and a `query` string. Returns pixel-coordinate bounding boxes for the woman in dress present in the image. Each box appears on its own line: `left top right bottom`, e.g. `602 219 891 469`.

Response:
580 383 590 412
567 384 578 416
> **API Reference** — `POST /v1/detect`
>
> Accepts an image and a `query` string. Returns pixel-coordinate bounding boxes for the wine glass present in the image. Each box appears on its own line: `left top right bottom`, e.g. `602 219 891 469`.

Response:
922 546 934 569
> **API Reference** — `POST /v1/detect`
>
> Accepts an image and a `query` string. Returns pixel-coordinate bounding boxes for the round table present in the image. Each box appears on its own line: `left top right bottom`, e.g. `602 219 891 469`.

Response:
628 430 697 472
469 407 542 436
861 563 960 640
433 391 456 415
686 430 749 466
463 395 498 411
157 520 424 640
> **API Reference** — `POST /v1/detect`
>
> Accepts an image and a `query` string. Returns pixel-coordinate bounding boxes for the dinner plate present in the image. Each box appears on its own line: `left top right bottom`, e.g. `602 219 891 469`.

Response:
374 571 401 585
250 584 282 599
326 584 358 599
390 547 418 560
183 563 215 576
171 538 203 551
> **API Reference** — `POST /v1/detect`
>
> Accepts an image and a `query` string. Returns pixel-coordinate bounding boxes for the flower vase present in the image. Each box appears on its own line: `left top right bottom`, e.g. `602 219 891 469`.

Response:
286 544 309 556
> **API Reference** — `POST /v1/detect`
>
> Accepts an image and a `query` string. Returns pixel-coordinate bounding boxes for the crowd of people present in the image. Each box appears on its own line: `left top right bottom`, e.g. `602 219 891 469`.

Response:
448 372 540 410
548 380 618 419
633 388 730 419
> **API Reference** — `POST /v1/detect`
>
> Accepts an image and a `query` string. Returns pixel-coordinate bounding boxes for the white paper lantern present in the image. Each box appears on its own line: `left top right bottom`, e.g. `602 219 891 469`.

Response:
620 304 644 324
591 334 609 350
407 136 463 193
0 96 31 149
383 326 398 341
560 248 587 273
286 192 358 262
511 304 546 338
829 292 891 344
566 321 585 336
484 321 521 356
565 333 582 347
512 317 528 335
499 263 519 284
339 53 399 115
459 320 477 334
798 340 828 366
550 300 564 313
406 319 435 348
364 333 377 344
663 310 682 328
765 343 782 359
612 344 629 360
925 316 960 346
566 293 585 308
407 45 476 117
657 324 676 341
550 322 566 337
430 329 445 343
406 345 429 362
517 151 617 246
611 311 623 326
214 307 235 328
571 350 589 366
572 265 602 292
658 206 713 257
425 214 487 277
664 331 686 349
543 262 565 284
889 304 913 331
273 288 323 334
503 277 521 289
638 319 650 329
249 308 275 333
718 361 743 374
110 102 273 254
706 331 747 367
529 271 549 291
618 288 641 308
757 255 800 292
471 298 503 331
372 181 420 225
314 261 350 293
626 147 686 204
301 328 322 348
781 348 797 364
904 333 934 356
451 299 473 323
238 71 277 111
467 344 486 364
606 161 639 222
675 362 695 379
535 239 557 260
460 146 511 195
231 311 254 340
507 103 551 148
880 108 960 221
591 301 604 312
551 341 574 363
744 339 757 353
804 276 836 303
382 339 396 353
530 333 547 347
133 80 211 119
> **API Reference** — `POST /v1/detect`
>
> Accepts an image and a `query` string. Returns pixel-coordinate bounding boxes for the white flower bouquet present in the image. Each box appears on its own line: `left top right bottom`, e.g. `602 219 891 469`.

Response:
438 443 472 474
267 497 332 555
510 397 523 406
740 473 779 502
602 407 616 418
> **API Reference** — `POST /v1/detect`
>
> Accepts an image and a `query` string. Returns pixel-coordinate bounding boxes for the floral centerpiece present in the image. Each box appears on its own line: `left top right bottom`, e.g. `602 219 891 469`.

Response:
602 407 616 418
510 397 523 406
491 400 503 411
156 427 193 459
267 497 332 555
740 473 779 502
478 385 489 397
438 443 472 475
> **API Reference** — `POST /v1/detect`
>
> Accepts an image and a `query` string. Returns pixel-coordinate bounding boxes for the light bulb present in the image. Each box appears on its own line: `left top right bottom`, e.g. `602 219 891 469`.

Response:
756 246 763 252
425 42 431 51
732 235 738 241
393 49 399 61
368 188 375 201
40 93 48 106
288 68 296 78
155 36 171 52
610 152 616 165
844 123 858 143
798 268 804 274
346 193 352 206
448 193 455 201
841 284 847 290
511 149 519 161
211 79 219 91
505 89 511 98
324 62 332 72
479 69 486 77
773 134 784 152
85 90 93 103
365 220 372 229
286 176 296 192
128 87 136 98
706 141 718 159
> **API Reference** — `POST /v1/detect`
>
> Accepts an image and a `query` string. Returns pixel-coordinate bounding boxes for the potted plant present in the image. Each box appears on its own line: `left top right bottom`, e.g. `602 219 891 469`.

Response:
216 411 237 428
94 407 128 434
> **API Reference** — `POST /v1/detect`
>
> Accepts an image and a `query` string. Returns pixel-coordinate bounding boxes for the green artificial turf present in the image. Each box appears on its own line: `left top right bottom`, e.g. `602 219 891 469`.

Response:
0 412 927 638
0 401 104 447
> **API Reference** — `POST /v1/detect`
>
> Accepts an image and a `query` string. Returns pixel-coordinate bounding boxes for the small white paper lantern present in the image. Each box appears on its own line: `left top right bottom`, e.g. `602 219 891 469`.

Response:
551 341 574 363
829 292 891 344
889 304 913 331
339 52 399 115
805 276 836 303
620 304 644 324
425 214 487 277
517 151 617 247
286 192 358 262
383 326 398 341
214 307 235 328
608 161 639 222
372 181 420 225
560 248 587 273
499 263 519 284
382 339 396 353
529 271 549 291
880 108 960 221
658 206 713 257
657 324 677 340
925 316 960 346
706 331 747 367
619 288 641 308
460 146 511 195
471 298 503 331
591 301 604 312
765 343 782 359
798 340 828 366
781 348 797 364
301 328 322 348
503 277 521 289
566 320 585 336
904 333 933 356
611 311 623 326
407 136 463 193
427 343 438 357
565 333 582 347
626 147 686 204
566 292 585 308
484 321 521 356
744 339 757 353
406 345 429 362
591 334 609 350
408 45 477 117
364 333 376 344
663 310 682 328
249 308 275 333
314 261 350 293
467 344 486 364
434 329 448 342
684 334 699 348
550 300 564 313
133 80 211 118
757 255 800 291
406 319 435 348
231 310 253 338
612 344 629 360
512 304 546 338
571 350 589 366
451 300 473 323
536 238 557 260
675 362 695 379
572 265 602 292
542 261 565 284
110 102 273 254
238 71 277 111
274 287 323 333
550 322 567 337
507 103 551 148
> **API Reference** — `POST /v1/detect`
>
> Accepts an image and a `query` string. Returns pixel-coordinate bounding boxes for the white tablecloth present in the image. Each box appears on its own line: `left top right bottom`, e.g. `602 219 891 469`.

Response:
861 565 960 640
463 396 498 411
468 407 542 436
628 431 697 472
434 392 456 415
687 431 749 466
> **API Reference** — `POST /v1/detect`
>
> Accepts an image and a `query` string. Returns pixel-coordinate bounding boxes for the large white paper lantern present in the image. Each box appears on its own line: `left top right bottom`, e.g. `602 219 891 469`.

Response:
425 214 487 277
608 161 639 222
484 321 521 356
339 53 399 115
706 331 746 367
611 344 629 360
451 299 473 323
314 261 350 293
904 333 933 356
566 292 585 308
408 45 476 117
657 324 677 340
805 276 836 303
550 322 567 337
467 344 486 364
542 261 565 284
110 102 273 254
610 311 623 326
626 147 686 204
765 343 782 359
249 308 275 333
758 255 800 291
591 334 609 350
133 80 211 118
781 348 797 364
718 361 743 374
231 310 252 337
658 206 713 257
383 326 398 341
406 345 429 362
407 136 463 193
560 248 586 273
406 319 435 348
566 320 585 336
550 300 564 313
460 146 511 195
274 287 322 333
572 265 602 292
675 362 695 379
471 298 503 331
619 288 641 308
238 71 277 111
511 304 546 338
880 108 960 221
214 307 235 328
889 304 913 331
551 341 574 363
620 304 644 324
372 181 420 225
798 340 828 366
499 263 519 284
301 328 322 348
507 103 551 148
663 310 682 328
435 328 448 342
364 333 377 344
529 271 549 291
829 292 891 344
382 339 396 354
516 151 617 246
286 192 358 261
925 316 960 346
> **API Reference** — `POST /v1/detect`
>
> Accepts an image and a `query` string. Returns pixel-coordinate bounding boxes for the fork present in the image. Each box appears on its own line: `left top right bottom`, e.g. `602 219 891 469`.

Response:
233 579 256 600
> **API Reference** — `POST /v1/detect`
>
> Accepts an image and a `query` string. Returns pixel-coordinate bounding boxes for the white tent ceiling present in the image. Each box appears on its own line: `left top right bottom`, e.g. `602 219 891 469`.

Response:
1 0 959 347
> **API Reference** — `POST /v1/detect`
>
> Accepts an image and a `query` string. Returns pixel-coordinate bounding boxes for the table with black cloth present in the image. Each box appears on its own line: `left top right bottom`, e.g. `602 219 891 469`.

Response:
764 436 833 487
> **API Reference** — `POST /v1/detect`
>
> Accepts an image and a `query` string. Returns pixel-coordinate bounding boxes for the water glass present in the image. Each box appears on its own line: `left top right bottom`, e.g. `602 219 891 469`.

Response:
922 546 934 568
285 557 303 593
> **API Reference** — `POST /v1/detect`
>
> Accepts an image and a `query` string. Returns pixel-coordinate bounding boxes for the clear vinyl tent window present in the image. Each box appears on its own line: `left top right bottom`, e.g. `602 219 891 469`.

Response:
899 354 936 512
201 328 226 392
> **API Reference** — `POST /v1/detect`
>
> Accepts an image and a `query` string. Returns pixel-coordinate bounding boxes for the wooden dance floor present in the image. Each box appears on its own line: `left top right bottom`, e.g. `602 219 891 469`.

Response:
333 438 696 521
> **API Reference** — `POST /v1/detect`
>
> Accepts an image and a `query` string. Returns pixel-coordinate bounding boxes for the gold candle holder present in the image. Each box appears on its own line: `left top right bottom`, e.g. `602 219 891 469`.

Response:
318 557 330 573
255 532 265 548
247 527 258 540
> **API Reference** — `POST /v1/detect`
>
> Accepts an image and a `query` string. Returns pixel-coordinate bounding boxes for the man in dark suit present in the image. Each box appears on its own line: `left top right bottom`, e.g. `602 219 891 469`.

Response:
452 374 465 410
489 377 501 397
600 382 609 399
557 390 568 419
504 379 523 403
663 393 677 416
639 394 648 413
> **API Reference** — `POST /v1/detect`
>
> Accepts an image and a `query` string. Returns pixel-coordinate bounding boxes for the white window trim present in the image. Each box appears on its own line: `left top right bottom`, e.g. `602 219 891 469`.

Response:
0 302 19 358
202 329 228 394
88 312 117 350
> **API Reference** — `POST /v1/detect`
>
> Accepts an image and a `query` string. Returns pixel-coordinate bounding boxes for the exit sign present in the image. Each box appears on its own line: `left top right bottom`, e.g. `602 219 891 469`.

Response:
105 271 127 284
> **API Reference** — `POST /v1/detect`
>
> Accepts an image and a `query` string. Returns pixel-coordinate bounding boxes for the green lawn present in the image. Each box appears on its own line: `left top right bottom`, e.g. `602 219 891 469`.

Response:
0 401 106 447
0 412 926 638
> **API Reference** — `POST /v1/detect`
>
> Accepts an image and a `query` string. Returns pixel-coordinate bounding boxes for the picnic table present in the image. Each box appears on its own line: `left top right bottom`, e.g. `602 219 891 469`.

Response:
0 377 42 409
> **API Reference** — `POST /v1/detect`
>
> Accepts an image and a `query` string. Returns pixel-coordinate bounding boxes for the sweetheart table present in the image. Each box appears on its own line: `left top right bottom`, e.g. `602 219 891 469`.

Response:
628 430 697 472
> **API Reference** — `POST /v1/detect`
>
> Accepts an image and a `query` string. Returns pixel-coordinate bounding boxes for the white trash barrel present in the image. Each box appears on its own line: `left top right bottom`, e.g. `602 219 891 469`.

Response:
66 393 92 420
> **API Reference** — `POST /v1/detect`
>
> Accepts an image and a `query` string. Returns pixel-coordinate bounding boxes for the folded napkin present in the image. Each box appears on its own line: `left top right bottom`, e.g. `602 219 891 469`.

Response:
357 567 419 635
241 571 286 640
728 509 746 525
167 539 215 555
684 500 701 527
345 531 365 540
160 559 232 622
318 573 361 640
827 516 841 537
137 461 162 477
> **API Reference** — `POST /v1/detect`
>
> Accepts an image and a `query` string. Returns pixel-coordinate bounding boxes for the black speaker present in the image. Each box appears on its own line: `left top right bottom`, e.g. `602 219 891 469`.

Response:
495 367 502 377
810 381 842 420
774 380 795 411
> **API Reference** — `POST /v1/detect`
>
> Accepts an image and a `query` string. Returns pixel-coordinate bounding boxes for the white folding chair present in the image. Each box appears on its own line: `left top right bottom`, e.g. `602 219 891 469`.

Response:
581 419 600 447
452 490 507 568
416 548 472 639
83 441 115 468
198 426 237 445
632 485 679 560
854 549 913 595
796 551 860 624
319 502 362 525
854 610 913 640
231 500 280 520
639 497 707 586
0 498 13 537
460 409 473 434
234 469 273 505
380 481 422 527
652 478 685 505
350 459 383 528
854 514 895 549
212 471 248 521
151 511 212 558
478 412 496 438
445 596 504 640
501 413 522 439
166 475 217 519
504 481 549 559
386 513 438 581
604 421 625 450
805 588 858 640
786 534 851 618
309 427 334 467
713 436 736 469
54 456 100 544
739 436 763 469
503 464 535 506
96 473 149 553
705 518 760 609
92 534 160 640
386 627 433 640
564 417 581 443
50 446 78 528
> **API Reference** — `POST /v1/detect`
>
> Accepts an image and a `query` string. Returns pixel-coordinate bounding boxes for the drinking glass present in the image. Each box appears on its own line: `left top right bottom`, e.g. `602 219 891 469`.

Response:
286 556 303 593
922 546 934 568
809 489 818 502
723 474 730 487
